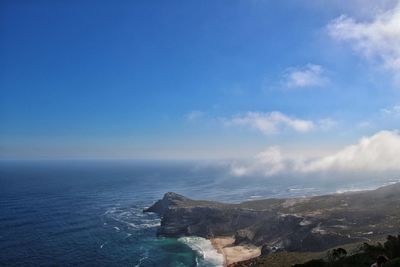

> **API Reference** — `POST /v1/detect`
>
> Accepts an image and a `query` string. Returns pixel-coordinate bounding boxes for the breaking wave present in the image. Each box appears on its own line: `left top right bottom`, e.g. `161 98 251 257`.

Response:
178 236 224 267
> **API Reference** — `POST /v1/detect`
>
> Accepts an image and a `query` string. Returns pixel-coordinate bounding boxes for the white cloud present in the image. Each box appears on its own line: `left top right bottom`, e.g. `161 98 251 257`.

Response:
327 4 400 74
185 110 204 121
381 105 400 116
231 130 400 176
308 1 398 20
283 64 328 89
231 146 286 176
225 111 336 135
300 130 400 173
225 111 315 135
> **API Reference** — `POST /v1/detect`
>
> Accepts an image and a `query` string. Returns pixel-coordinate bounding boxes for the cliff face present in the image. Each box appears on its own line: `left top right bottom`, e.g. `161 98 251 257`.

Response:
145 192 266 237
144 183 400 253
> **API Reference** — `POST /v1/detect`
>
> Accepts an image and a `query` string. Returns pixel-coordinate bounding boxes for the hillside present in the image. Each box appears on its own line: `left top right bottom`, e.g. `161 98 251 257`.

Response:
145 183 400 265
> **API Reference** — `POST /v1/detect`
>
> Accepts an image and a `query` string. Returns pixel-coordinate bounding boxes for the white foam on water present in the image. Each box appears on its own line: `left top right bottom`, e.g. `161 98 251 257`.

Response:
100 241 107 249
103 205 161 232
138 221 161 228
134 256 147 267
134 247 150 267
178 236 224 267
335 180 400 194
289 187 317 192
335 185 378 194
383 179 400 186
248 195 262 199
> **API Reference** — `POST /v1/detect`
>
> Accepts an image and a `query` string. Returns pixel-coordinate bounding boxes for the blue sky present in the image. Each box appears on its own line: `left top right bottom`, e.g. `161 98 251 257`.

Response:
1 0 400 161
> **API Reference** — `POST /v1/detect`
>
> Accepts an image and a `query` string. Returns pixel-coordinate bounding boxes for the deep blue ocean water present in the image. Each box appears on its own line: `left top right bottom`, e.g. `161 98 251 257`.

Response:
0 160 397 267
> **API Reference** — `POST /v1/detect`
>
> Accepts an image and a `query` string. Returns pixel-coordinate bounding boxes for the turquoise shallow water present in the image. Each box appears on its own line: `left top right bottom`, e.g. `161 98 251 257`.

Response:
0 160 396 266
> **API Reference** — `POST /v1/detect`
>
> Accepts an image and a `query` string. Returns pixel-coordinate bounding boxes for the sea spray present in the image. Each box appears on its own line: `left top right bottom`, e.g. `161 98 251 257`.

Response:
178 237 224 267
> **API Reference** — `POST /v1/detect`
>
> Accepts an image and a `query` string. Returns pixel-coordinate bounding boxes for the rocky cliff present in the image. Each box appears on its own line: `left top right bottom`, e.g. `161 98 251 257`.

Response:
144 183 400 253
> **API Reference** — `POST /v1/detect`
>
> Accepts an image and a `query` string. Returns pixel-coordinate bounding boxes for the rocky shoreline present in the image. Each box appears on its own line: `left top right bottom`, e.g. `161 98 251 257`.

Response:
144 183 400 265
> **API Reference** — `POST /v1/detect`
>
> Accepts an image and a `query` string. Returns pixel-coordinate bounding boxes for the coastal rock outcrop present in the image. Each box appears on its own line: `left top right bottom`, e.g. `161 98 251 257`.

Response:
145 183 400 254
145 192 266 237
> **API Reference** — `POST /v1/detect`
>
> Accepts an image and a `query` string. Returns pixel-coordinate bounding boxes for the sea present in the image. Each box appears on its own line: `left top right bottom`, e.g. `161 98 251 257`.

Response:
0 160 398 267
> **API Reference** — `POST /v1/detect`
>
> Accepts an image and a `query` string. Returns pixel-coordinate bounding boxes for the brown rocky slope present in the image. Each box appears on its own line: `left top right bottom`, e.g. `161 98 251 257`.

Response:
145 183 400 263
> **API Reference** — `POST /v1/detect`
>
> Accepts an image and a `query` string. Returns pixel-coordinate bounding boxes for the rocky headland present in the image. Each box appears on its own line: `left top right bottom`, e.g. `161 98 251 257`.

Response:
144 183 400 266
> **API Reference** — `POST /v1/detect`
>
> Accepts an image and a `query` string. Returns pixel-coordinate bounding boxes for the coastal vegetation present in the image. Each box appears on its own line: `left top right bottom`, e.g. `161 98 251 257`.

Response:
294 235 400 267
231 235 400 266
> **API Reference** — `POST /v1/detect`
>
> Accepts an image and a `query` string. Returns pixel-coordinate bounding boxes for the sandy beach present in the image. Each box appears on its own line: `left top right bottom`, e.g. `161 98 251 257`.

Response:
210 237 261 266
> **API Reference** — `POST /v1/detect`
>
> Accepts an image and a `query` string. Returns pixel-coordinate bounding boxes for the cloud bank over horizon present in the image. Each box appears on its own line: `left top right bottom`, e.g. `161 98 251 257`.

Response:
230 130 400 178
